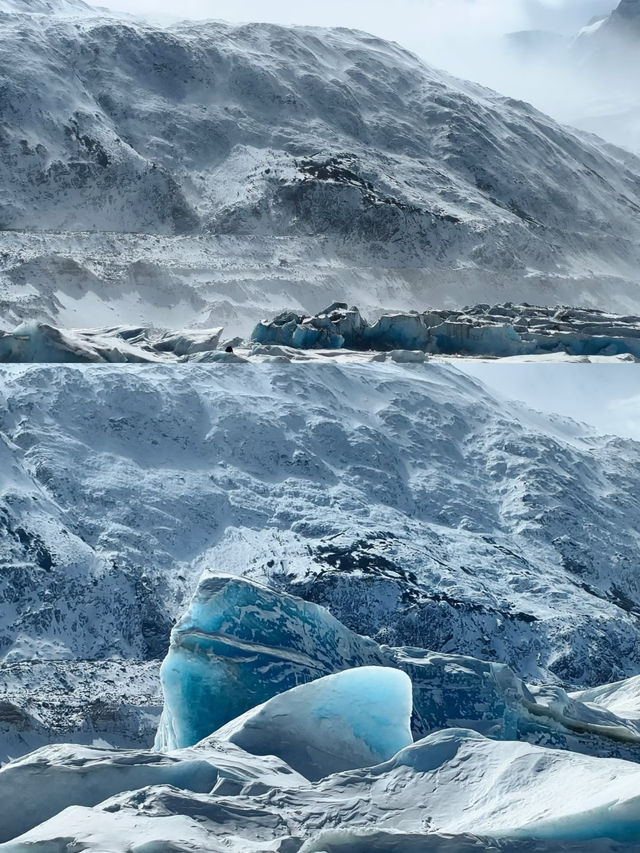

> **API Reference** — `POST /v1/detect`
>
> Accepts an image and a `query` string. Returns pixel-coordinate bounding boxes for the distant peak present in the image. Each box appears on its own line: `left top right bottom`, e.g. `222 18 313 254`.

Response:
614 0 640 19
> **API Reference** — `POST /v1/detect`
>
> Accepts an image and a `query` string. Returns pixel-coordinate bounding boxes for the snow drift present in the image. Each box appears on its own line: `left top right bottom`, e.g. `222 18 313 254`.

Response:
2 728 639 850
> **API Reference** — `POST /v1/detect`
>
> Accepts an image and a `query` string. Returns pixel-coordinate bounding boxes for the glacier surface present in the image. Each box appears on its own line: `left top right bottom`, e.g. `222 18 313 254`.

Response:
5 304 640 363
2 727 639 850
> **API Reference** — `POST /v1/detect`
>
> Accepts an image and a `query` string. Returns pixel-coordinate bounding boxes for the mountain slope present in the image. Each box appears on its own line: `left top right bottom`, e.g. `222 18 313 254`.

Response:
2 363 640 761
1 5 640 330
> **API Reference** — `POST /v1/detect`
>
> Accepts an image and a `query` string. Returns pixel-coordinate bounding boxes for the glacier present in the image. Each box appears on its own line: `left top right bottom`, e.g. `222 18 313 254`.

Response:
155 573 640 767
252 303 640 358
4 303 640 364
3 541 640 848
5 569 640 845
0 363 639 849
154 574 388 752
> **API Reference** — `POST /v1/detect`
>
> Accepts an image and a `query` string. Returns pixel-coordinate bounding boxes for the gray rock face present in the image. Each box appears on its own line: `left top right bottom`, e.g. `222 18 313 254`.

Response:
612 0 640 24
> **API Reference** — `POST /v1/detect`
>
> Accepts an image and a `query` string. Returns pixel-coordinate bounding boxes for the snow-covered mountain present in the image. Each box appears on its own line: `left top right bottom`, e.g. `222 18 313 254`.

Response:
577 0 640 44
0 0 91 13
2 3 640 331
2 363 640 762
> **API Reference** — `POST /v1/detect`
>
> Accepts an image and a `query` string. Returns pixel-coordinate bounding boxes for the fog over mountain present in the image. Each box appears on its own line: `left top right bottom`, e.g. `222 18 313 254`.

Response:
95 0 638 155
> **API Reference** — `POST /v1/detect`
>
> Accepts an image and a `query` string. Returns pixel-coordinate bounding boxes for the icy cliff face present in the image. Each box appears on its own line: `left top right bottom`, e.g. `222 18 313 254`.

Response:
6 303 640 363
154 575 388 751
2 363 640 759
253 303 640 358
2 4 640 329
155 574 640 764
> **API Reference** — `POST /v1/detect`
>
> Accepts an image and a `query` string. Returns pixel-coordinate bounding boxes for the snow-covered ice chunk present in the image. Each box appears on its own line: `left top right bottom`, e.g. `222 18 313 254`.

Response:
0 744 220 842
210 667 413 781
0 740 306 843
154 574 387 751
252 304 367 350
153 327 223 356
572 674 640 723
527 683 640 744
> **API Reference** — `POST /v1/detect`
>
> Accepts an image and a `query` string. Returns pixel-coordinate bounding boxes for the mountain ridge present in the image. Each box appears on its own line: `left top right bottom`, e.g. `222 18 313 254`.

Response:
1 4 640 328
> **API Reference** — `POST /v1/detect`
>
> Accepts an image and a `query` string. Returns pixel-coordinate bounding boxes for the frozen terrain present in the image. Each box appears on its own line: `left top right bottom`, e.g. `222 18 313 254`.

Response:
1 581 640 849
3 302 640 362
2 363 640 848
2 363 640 762
2 2 640 330
3 725 640 851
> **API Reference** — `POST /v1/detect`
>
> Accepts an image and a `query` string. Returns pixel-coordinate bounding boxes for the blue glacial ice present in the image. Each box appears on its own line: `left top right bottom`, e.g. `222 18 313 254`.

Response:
156 574 640 763
251 303 640 358
209 666 413 781
154 574 387 751
4 576 640 850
